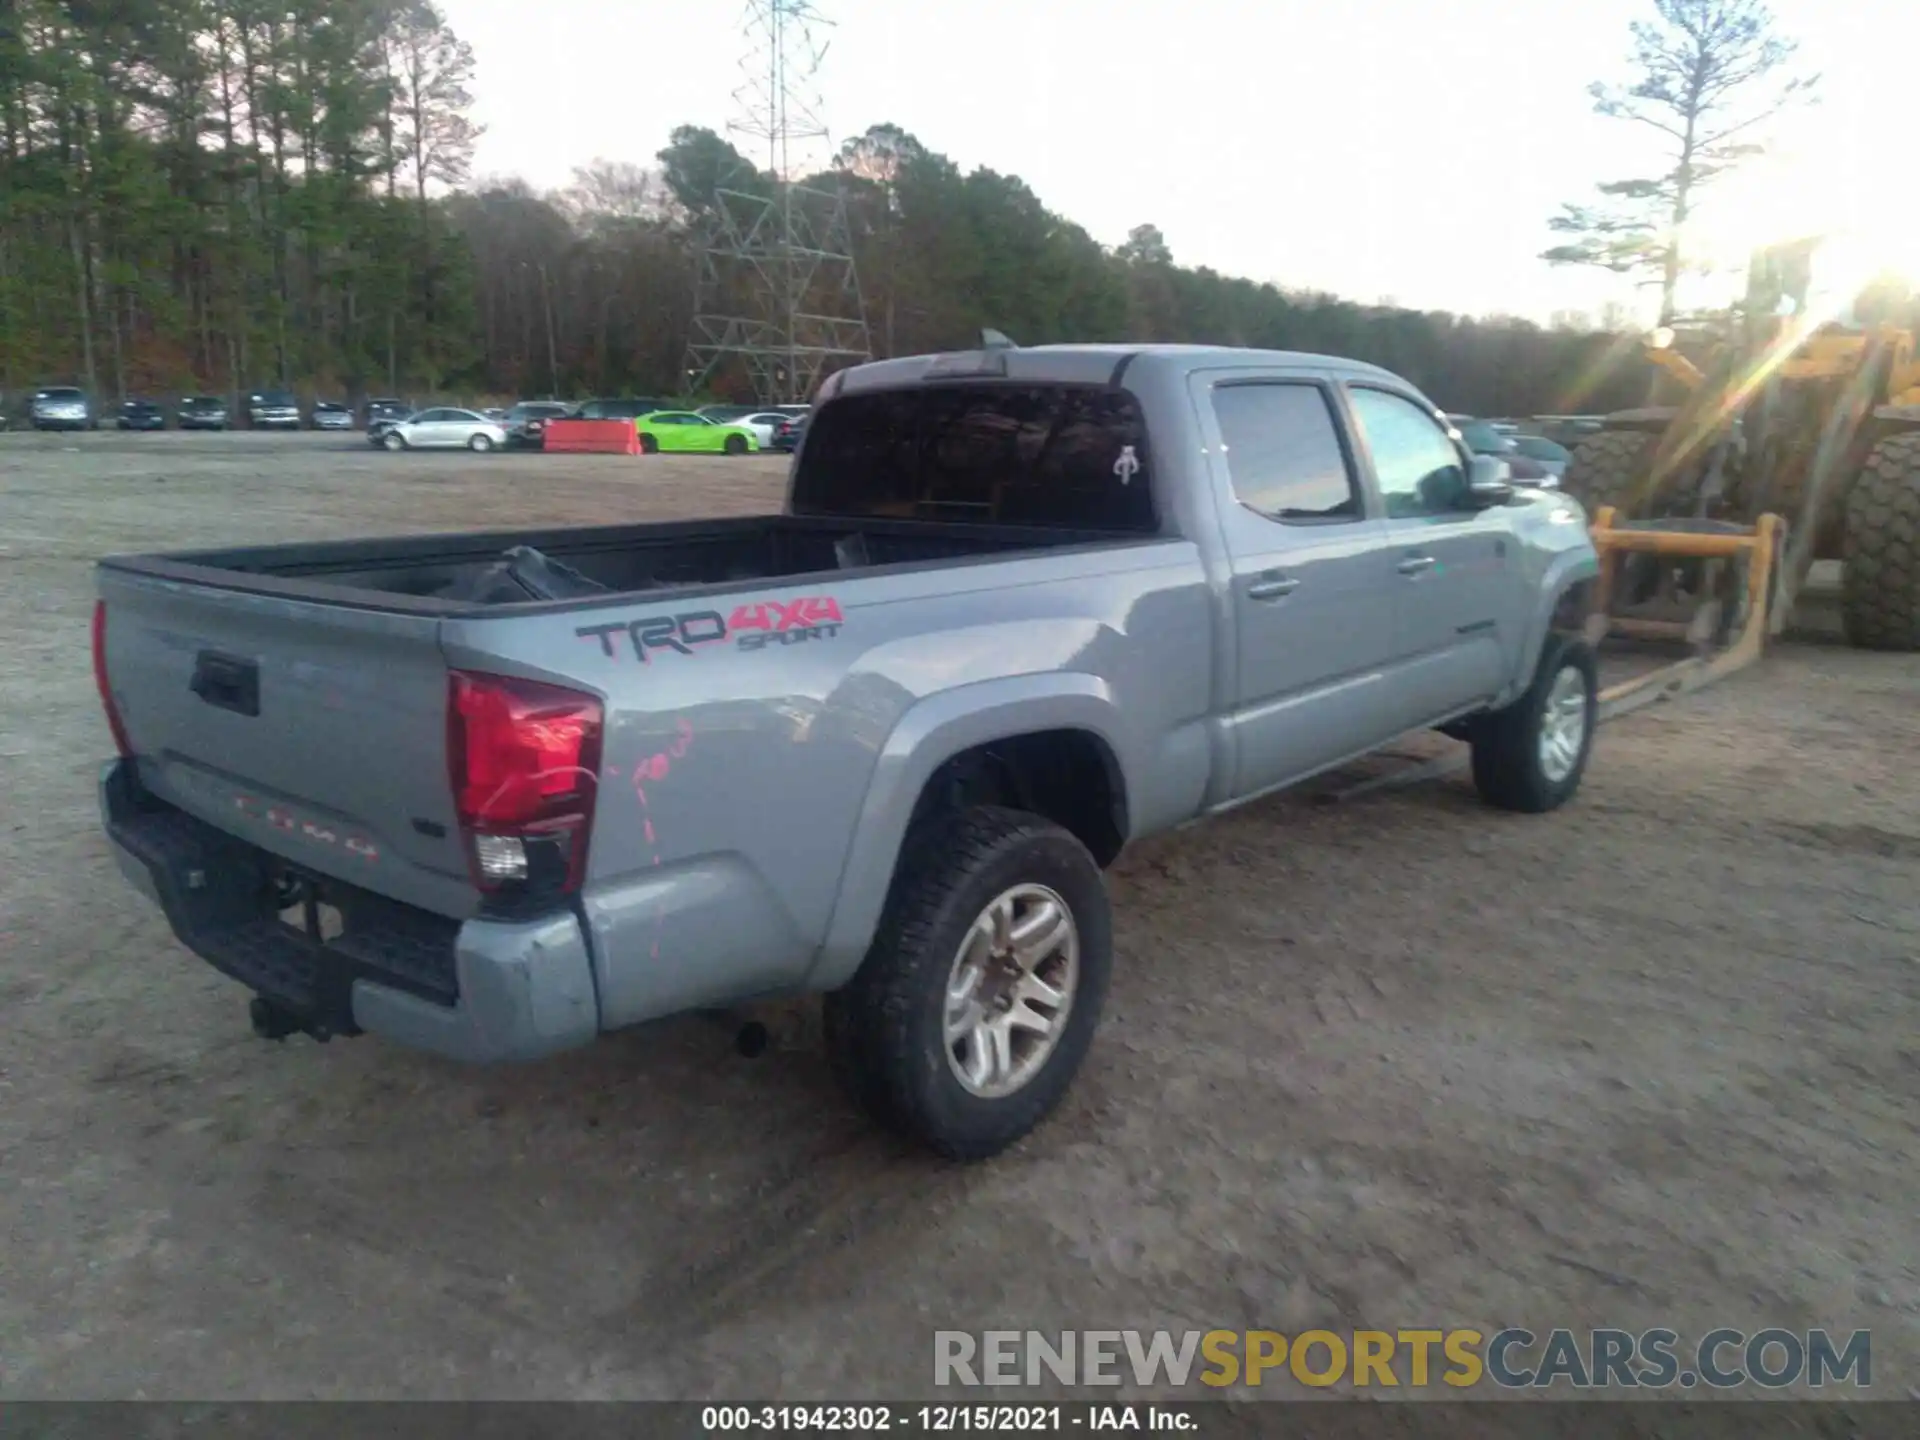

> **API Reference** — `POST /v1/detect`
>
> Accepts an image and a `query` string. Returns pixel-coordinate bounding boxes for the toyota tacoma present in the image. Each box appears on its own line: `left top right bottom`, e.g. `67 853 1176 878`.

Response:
94 341 1600 1159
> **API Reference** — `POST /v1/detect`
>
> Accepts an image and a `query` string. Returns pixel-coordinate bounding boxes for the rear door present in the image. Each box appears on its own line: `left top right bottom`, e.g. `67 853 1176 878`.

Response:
443 409 481 444
412 408 457 446
96 572 474 917
663 415 710 451
1189 368 1402 800
1342 384 1514 726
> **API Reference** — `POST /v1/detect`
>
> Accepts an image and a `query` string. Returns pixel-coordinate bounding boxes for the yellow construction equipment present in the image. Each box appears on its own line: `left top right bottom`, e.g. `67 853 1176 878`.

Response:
1562 237 1920 708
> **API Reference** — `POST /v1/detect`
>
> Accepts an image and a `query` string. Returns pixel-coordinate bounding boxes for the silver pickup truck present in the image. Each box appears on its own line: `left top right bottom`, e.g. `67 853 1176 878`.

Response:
95 342 1600 1159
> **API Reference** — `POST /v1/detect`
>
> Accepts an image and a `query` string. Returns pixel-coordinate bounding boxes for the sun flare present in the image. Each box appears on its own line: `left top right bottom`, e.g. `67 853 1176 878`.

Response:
1681 135 1920 319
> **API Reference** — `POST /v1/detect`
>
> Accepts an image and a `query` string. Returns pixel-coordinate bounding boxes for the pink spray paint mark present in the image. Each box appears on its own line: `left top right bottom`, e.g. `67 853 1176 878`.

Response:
631 718 697 960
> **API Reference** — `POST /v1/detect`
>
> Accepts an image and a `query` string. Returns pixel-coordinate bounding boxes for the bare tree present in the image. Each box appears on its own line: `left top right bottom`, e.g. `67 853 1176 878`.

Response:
557 159 667 233
1542 0 1815 323
387 0 480 205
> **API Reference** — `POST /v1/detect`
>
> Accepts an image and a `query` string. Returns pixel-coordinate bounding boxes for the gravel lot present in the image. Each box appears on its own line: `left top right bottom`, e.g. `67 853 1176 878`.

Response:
1 430 1916 1401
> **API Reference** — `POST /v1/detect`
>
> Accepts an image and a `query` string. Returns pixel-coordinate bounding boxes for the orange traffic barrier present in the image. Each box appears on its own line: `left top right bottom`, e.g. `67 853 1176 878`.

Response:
543 419 639 455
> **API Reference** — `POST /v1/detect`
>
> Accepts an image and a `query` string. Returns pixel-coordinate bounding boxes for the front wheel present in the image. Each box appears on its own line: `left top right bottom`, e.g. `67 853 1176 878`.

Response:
382 432 406 451
639 433 659 454
823 806 1111 1160
1469 634 1598 813
468 433 494 452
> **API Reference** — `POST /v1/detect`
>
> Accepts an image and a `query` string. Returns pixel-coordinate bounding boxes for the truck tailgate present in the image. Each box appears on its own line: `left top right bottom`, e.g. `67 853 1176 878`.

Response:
96 570 474 919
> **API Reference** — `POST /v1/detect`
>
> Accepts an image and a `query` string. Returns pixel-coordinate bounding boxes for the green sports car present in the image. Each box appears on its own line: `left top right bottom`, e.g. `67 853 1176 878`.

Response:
634 410 761 455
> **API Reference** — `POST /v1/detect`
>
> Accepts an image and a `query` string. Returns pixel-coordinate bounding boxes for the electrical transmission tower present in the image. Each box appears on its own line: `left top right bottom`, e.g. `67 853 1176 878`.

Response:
684 0 873 405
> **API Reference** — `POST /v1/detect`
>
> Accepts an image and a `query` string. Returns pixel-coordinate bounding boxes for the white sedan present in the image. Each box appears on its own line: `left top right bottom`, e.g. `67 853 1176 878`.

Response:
732 410 805 448
376 407 507 452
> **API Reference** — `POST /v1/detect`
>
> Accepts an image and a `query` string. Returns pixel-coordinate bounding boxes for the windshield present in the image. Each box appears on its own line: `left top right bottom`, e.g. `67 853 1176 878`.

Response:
509 403 568 419
38 388 82 400
253 390 297 406
1455 420 1513 454
1510 434 1570 462
183 396 222 408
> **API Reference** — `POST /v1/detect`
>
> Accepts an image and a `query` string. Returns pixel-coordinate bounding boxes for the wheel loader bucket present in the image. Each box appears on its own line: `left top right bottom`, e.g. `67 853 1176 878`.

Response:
1586 508 1787 717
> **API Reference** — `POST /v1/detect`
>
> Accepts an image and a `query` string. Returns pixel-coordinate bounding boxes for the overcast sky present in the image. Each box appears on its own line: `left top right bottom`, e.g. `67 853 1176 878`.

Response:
449 0 1913 324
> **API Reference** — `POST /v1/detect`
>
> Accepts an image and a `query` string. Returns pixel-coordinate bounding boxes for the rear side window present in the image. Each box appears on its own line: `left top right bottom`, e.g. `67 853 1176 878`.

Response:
793 384 1156 532
1212 382 1361 523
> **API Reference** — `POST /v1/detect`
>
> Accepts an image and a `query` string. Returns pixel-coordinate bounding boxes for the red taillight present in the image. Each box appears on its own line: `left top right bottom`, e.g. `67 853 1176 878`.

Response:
92 600 132 757
447 671 604 894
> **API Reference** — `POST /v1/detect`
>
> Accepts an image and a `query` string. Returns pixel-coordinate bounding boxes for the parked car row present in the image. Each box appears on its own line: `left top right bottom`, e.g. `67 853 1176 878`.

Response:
371 397 813 456
5 387 424 432
366 400 813 457
6 384 814 452
1444 414 1572 487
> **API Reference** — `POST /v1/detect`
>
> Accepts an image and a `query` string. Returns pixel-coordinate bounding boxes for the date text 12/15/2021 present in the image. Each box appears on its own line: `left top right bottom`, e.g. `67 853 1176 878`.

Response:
700 1406 1196 1433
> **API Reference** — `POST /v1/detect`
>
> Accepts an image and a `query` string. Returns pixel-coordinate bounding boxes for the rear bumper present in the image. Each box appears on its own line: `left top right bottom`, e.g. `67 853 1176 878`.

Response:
99 759 599 1063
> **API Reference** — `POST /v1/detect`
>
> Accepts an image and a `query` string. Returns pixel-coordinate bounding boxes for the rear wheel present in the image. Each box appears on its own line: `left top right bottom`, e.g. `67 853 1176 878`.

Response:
1470 634 1598 813
639 433 659 454
382 431 406 451
1841 430 1920 651
468 433 494 452
723 433 748 455
1562 429 1658 516
823 806 1111 1160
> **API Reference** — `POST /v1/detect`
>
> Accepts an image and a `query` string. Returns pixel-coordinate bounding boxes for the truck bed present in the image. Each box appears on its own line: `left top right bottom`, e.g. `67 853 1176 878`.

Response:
104 513 1136 614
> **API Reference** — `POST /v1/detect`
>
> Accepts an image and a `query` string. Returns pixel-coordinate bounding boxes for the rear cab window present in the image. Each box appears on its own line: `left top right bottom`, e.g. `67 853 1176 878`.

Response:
1211 382 1363 524
792 383 1156 532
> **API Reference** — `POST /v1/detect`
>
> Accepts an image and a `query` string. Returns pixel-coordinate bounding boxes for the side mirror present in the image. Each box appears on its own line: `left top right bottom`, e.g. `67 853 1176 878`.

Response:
1466 453 1515 507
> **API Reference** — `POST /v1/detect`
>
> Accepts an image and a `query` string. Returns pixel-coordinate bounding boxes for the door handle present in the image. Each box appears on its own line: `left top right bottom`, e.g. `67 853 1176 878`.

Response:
1396 554 1438 576
190 650 260 717
1246 575 1300 600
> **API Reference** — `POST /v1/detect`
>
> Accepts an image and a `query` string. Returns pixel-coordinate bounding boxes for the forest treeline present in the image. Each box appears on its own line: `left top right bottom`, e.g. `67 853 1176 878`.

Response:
0 0 1649 414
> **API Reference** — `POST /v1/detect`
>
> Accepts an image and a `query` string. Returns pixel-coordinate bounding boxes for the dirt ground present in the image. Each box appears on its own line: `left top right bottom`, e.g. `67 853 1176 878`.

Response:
0 430 1915 1401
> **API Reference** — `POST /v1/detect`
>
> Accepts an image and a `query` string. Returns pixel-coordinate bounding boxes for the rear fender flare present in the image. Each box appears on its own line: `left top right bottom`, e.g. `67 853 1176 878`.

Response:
805 674 1129 991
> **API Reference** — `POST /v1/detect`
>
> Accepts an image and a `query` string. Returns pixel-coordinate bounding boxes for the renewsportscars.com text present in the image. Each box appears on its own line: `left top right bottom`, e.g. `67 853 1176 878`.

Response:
933 1327 1871 1391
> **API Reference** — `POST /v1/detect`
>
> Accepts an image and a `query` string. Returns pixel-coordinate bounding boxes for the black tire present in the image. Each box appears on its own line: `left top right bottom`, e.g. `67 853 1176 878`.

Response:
723 433 748 455
468 432 494 452
1840 430 1920 651
1470 634 1598 813
823 805 1112 1161
639 433 659 454
382 431 406 451
1562 429 1659 516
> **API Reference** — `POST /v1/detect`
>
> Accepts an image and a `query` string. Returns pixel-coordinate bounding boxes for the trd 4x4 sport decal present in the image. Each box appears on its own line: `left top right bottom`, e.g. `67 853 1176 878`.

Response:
575 595 844 663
